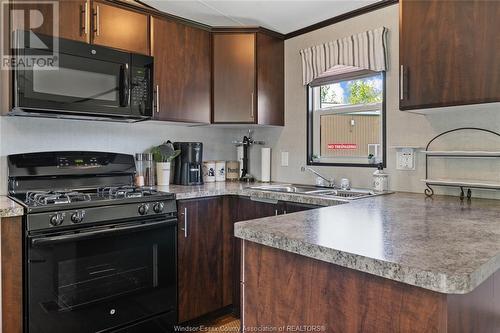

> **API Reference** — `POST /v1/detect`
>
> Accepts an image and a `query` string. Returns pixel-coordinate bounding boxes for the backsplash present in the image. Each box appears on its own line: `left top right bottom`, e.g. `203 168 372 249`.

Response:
0 117 241 194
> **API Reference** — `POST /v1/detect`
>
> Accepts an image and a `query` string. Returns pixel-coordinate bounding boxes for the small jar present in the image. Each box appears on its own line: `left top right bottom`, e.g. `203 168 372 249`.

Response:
203 161 216 183
226 161 240 181
215 161 226 182
373 164 388 192
135 153 155 187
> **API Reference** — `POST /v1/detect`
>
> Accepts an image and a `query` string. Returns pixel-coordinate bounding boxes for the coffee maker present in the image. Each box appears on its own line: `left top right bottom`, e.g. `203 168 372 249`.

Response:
173 142 203 185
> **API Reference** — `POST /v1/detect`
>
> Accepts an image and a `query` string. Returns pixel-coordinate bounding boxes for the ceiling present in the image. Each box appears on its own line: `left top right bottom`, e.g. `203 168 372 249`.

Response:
143 0 382 35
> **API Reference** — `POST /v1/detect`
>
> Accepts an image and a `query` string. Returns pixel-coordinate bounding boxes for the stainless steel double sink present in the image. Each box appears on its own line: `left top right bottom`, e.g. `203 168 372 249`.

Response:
250 184 388 200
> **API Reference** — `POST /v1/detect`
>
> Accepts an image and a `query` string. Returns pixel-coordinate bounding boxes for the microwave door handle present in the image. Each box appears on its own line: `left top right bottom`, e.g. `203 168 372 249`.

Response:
119 64 130 107
31 219 175 247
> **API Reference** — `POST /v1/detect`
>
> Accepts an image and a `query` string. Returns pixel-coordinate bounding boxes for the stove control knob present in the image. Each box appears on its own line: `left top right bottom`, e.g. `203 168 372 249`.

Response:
138 204 150 215
71 210 86 223
49 213 64 226
153 202 164 213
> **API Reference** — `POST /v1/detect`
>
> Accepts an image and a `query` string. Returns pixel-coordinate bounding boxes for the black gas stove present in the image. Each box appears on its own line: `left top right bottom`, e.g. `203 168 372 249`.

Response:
8 151 177 333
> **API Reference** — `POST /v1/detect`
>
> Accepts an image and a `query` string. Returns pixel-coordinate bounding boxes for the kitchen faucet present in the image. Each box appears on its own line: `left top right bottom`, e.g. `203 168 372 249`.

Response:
301 166 335 188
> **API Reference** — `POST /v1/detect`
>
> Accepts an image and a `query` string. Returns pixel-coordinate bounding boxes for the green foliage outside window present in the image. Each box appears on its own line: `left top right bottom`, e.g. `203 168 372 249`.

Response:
347 80 382 104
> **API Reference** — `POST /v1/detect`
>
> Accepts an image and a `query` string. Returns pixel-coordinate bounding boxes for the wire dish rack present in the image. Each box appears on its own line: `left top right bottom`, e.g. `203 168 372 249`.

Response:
421 127 500 200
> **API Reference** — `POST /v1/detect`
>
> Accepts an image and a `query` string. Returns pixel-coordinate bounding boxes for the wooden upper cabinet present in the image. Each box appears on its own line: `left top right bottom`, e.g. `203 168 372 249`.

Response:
152 17 211 123
213 33 256 123
10 0 90 42
56 0 90 42
400 0 500 110
257 32 284 126
212 30 284 125
91 1 150 55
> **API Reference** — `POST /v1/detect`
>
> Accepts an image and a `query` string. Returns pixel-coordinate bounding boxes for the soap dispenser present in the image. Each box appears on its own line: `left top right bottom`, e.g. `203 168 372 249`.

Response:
373 163 388 192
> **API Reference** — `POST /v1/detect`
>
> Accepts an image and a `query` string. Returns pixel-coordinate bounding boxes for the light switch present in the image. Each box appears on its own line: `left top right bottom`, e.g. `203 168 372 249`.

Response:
281 151 289 167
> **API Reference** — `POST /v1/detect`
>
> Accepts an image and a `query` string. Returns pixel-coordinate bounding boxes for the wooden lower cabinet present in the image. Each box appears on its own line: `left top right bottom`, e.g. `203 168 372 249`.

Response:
177 197 223 323
242 241 500 332
178 196 320 322
283 202 320 214
228 197 320 316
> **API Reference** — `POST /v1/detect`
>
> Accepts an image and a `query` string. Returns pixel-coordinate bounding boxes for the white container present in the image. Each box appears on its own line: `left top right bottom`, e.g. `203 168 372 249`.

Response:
156 162 171 186
215 161 226 182
261 147 271 182
373 164 389 192
203 161 216 183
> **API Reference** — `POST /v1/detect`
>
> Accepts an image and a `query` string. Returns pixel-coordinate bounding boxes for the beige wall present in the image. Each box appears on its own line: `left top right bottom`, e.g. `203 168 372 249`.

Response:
264 4 500 198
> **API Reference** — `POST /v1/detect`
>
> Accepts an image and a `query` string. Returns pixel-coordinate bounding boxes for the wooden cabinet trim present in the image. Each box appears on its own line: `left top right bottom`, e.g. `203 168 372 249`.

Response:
1 216 23 333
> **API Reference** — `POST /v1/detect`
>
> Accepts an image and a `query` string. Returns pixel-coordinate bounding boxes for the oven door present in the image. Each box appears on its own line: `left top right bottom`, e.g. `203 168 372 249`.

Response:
27 217 176 333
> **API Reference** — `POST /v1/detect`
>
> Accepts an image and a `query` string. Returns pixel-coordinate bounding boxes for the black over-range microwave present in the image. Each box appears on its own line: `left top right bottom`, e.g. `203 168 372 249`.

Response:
11 31 153 122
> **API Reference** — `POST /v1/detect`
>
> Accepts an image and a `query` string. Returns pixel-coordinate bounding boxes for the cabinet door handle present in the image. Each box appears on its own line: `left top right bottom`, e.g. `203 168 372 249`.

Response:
184 207 188 238
399 65 404 101
80 1 89 36
155 85 160 113
250 92 254 120
93 5 100 37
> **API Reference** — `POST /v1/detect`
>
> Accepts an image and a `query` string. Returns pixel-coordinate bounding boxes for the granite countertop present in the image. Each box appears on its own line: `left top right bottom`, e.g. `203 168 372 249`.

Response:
0 196 24 218
235 192 500 295
155 182 346 206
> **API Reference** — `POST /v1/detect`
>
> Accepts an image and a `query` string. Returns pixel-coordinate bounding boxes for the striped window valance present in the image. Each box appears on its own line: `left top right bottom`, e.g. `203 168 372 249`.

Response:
300 27 388 86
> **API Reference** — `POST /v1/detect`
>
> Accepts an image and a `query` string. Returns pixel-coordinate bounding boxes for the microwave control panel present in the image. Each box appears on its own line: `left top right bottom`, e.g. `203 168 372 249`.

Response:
131 68 148 107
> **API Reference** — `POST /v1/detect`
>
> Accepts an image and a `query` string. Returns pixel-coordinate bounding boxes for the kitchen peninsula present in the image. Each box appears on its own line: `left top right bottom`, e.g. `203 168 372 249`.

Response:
235 193 500 332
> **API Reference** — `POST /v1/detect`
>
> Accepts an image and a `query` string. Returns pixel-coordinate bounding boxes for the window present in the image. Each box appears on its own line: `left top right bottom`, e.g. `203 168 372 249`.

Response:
307 71 386 167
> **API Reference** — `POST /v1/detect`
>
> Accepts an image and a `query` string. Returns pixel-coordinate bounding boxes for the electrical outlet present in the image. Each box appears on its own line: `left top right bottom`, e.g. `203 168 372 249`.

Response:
396 148 415 170
281 151 289 167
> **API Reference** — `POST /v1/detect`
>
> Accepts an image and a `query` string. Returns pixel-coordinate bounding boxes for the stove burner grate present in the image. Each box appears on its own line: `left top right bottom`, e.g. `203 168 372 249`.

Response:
26 191 92 206
97 186 158 199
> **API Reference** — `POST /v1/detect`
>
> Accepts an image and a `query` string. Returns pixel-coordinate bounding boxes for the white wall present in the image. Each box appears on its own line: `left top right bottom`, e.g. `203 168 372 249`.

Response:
260 3 500 198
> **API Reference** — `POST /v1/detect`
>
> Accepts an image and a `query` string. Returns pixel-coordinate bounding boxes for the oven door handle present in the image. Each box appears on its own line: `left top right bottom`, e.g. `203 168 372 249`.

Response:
31 219 175 247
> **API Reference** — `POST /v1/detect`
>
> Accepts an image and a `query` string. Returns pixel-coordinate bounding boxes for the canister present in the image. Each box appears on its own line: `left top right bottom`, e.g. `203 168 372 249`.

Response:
135 153 154 187
203 161 216 183
215 160 226 182
373 164 389 192
226 161 240 181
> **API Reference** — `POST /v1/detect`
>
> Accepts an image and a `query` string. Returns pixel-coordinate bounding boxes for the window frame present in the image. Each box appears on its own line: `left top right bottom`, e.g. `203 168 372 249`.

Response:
306 71 387 168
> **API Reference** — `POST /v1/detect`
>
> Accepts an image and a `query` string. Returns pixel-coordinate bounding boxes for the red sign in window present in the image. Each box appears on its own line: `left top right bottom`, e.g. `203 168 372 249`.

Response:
327 143 358 150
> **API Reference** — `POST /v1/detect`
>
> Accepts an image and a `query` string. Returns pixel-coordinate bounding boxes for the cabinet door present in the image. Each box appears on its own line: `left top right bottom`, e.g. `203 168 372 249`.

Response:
400 0 500 110
11 0 90 42
284 202 320 214
177 198 223 323
257 32 284 126
91 1 149 55
152 18 210 123
230 197 280 315
213 33 256 123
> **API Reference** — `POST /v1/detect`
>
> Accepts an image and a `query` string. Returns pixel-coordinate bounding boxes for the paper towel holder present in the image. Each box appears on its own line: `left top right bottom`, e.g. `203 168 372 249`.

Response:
232 130 265 182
